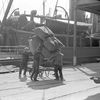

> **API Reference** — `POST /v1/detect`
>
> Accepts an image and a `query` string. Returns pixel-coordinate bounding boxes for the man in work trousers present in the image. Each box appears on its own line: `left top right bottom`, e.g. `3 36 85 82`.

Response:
54 51 64 81
31 44 43 81
19 47 29 78
48 49 64 81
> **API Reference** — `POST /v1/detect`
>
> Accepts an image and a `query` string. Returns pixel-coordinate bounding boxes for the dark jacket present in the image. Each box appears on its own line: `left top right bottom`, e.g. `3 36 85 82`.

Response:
22 51 29 62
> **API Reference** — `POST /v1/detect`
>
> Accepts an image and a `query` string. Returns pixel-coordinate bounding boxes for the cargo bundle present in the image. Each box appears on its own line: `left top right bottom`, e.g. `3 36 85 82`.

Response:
29 26 65 58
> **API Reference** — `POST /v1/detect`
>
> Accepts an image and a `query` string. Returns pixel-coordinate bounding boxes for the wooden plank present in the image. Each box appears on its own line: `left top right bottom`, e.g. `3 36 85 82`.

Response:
1 64 100 100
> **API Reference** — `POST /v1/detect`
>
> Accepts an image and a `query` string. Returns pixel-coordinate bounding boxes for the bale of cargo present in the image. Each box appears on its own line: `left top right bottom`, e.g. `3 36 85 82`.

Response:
43 37 56 52
29 26 65 55
32 26 54 41
42 47 63 66
41 47 54 58
51 37 65 48
44 36 65 52
28 35 43 55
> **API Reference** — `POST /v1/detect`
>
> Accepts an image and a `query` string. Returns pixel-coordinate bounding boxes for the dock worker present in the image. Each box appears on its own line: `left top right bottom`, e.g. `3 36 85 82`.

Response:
49 49 64 81
30 43 44 81
19 47 30 78
54 51 64 81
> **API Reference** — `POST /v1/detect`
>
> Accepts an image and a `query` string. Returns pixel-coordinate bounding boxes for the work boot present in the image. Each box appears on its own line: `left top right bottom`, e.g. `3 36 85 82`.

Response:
54 77 59 80
60 75 64 81
61 77 65 81
30 76 33 81
34 79 39 81
55 78 59 81
23 74 26 77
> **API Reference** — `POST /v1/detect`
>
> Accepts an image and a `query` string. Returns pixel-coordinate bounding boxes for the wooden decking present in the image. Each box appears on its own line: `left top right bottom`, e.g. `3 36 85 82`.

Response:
1 63 100 100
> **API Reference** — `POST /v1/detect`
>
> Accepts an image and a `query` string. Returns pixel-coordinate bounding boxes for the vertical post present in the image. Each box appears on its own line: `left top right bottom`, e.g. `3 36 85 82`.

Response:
43 0 46 16
73 0 77 66
99 40 100 47
90 13 94 47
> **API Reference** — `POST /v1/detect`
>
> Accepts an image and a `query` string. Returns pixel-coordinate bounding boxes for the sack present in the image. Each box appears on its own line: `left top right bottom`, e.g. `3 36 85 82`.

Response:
44 36 65 52
42 47 51 58
42 47 56 59
44 37 56 52
53 37 65 48
28 35 42 55
32 26 54 41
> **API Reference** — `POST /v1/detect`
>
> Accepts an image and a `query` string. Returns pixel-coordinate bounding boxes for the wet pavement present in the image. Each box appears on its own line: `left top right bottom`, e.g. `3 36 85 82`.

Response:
0 63 100 100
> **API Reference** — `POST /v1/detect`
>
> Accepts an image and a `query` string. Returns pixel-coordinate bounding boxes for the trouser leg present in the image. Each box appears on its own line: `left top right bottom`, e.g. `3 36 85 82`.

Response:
30 63 35 80
31 60 39 81
58 66 63 80
54 65 59 80
34 72 38 80
31 69 35 80
19 67 22 75
19 63 23 77
23 63 27 76
34 65 39 81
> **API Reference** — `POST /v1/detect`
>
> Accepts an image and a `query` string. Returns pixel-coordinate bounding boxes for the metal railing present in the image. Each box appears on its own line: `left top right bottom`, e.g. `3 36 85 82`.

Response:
0 45 26 54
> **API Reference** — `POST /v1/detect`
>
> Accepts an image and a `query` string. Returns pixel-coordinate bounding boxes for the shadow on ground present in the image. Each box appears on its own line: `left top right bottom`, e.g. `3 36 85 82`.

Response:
19 76 27 82
26 79 65 90
85 93 100 100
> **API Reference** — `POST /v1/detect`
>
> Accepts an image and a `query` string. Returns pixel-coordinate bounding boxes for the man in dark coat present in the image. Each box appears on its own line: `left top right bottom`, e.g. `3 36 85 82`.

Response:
54 51 64 81
19 47 30 78
49 49 64 81
30 44 44 81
